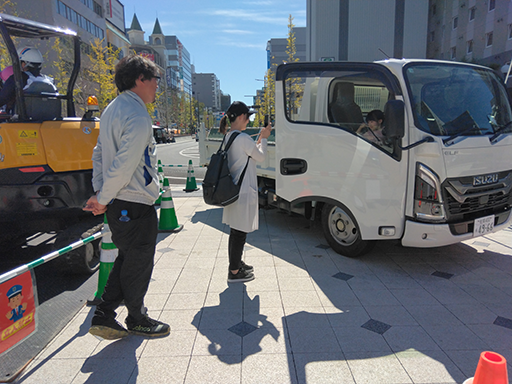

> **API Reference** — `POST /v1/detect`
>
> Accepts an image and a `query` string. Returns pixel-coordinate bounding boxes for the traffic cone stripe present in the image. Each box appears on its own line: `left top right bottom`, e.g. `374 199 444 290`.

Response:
161 198 174 209
99 248 118 263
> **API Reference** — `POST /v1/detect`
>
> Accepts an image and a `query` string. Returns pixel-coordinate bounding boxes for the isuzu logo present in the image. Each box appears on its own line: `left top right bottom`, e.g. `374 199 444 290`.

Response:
473 173 499 186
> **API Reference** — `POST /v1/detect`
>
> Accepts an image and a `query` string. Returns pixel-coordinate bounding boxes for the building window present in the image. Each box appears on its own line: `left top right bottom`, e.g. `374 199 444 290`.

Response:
467 40 473 54
486 32 493 47
430 31 435 42
489 0 495 11
509 24 512 39
432 4 437 15
469 7 476 21
453 16 458 29
450 46 456 59
55 0 104 39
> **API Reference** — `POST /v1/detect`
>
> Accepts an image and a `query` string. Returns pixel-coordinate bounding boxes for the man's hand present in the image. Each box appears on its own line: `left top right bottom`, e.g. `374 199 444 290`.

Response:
83 195 107 216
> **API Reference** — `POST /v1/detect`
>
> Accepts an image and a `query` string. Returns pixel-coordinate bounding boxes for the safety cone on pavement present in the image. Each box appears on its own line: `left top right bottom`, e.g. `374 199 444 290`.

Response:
155 163 164 205
183 159 199 192
159 178 184 233
87 214 118 306
463 351 508 384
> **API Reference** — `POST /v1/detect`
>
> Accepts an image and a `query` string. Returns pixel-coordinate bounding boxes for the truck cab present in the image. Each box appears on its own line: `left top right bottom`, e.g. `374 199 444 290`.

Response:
201 59 512 258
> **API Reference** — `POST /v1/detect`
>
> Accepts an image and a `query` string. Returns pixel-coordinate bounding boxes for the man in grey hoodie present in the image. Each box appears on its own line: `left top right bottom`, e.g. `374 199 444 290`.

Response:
84 55 169 339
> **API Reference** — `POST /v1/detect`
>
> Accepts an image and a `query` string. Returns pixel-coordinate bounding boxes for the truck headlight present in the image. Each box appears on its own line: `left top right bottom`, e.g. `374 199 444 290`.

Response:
414 163 446 222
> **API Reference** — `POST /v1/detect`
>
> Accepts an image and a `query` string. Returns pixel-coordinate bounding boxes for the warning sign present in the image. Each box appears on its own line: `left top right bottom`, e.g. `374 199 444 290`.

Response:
18 130 38 139
0 271 37 356
16 143 38 156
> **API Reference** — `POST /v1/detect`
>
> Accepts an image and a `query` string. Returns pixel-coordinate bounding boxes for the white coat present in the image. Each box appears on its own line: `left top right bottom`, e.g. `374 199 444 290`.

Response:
222 130 267 233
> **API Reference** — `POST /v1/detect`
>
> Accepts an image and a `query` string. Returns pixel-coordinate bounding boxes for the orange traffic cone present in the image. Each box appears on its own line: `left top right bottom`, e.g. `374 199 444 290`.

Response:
183 159 199 192
463 351 508 384
158 178 184 233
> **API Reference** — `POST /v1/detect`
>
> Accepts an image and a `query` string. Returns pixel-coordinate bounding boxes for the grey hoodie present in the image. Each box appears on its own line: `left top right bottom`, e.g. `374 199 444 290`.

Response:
92 90 159 206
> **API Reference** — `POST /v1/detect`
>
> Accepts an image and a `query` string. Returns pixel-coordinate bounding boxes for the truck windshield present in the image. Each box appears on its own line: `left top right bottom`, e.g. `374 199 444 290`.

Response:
405 63 512 137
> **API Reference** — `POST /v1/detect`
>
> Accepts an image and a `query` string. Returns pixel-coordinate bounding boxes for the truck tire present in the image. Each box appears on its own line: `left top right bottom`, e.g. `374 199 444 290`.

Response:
54 220 103 275
321 203 374 258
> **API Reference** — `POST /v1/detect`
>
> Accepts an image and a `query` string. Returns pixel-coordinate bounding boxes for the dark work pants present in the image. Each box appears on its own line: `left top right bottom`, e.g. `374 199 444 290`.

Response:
96 199 157 323
228 227 247 271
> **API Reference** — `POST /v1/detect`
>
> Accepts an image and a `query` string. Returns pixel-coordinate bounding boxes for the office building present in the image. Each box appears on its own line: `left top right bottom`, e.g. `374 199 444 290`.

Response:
306 0 429 62
192 73 221 111
427 0 512 70
267 27 306 69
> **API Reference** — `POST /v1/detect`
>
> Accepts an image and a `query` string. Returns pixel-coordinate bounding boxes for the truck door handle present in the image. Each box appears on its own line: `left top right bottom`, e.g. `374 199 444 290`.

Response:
280 158 307 175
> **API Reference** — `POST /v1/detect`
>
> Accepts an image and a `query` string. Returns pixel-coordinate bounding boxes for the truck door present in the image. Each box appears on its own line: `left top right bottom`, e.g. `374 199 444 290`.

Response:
275 63 408 243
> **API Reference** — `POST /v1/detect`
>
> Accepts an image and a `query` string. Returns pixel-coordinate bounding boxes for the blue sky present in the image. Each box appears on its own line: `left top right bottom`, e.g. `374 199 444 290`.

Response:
118 0 306 105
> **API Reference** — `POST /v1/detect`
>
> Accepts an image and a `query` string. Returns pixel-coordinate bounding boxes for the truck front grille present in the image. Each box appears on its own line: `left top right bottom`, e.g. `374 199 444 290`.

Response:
442 170 512 220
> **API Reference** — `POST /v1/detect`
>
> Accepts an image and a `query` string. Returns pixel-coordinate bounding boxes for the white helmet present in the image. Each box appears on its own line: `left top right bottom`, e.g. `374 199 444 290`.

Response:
17 46 43 66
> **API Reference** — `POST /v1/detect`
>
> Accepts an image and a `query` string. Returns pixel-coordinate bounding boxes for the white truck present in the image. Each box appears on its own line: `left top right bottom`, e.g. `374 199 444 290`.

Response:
200 59 512 257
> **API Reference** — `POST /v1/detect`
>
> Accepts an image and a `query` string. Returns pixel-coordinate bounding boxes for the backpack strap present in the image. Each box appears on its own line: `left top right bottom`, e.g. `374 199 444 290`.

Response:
222 131 250 186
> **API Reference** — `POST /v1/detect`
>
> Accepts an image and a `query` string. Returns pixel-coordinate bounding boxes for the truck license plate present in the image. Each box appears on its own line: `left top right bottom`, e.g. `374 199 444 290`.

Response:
473 215 495 236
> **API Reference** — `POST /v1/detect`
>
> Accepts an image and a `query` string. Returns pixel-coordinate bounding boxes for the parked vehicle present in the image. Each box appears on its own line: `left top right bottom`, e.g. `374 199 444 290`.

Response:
0 13 102 273
201 59 512 257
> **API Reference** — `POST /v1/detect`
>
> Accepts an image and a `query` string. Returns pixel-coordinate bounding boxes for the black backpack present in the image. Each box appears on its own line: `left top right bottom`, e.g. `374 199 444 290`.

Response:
202 132 250 207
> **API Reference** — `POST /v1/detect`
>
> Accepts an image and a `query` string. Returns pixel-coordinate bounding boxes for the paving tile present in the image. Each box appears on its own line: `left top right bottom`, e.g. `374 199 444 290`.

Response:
185 355 241 384
423 325 489 351
70 357 137 384
228 321 258 337
17 358 85 384
283 308 331 329
467 324 512 350
395 349 464 384
280 290 322 308
406 305 464 326
244 290 283 308
333 326 391 353
389 288 439 306
383 325 440 352
352 288 402 306
364 305 418 326
361 319 392 335
324 305 370 327
243 306 285 329
242 326 288 355
141 330 197 357
444 303 498 325
197 307 243 331
287 325 341 353
241 353 297 384
344 351 413 384
293 353 355 384
159 309 201 331
163 292 207 310
278 277 316 291
442 349 488 378
314 284 362 307
128 356 190 384
192 329 242 356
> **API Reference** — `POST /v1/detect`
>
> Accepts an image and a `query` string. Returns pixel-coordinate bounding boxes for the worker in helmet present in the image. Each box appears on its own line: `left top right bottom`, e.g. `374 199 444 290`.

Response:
0 46 56 114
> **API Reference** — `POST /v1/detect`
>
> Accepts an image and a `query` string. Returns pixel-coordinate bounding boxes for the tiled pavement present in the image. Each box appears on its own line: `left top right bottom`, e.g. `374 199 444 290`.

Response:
15 191 512 384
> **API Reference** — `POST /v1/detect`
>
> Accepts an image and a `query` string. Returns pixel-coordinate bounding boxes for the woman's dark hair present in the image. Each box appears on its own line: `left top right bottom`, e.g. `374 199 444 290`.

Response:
219 102 250 134
366 109 385 124
114 55 160 92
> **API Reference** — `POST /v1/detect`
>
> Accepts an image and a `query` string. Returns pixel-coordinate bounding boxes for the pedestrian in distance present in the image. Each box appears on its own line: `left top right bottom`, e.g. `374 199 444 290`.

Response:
83 54 169 340
219 101 272 283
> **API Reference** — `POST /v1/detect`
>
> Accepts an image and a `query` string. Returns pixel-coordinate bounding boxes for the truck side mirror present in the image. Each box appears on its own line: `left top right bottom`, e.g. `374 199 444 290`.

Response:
384 100 405 140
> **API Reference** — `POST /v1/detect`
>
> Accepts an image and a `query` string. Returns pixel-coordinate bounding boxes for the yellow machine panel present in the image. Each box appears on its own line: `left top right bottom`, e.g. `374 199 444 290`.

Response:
0 122 47 169
40 119 100 172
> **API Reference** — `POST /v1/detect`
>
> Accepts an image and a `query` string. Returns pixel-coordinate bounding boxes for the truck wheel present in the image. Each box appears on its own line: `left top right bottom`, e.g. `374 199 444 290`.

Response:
54 221 102 275
321 203 374 258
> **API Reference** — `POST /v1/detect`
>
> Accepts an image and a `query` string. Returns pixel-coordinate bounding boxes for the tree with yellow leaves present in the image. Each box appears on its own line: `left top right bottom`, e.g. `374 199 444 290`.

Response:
87 39 120 112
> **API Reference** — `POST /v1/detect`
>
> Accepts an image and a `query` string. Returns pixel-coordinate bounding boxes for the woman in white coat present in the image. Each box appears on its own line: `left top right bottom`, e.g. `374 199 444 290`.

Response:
220 101 272 282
